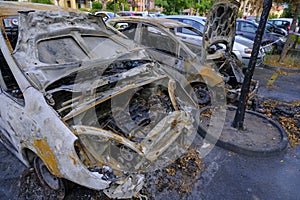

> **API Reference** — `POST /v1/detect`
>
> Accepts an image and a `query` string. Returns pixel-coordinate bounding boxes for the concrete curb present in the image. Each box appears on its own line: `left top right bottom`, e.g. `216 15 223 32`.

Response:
261 63 300 73
198 106 289 157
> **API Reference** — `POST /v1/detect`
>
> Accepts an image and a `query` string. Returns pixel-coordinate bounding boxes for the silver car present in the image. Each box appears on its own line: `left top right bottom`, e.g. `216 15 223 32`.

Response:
233 35 265 69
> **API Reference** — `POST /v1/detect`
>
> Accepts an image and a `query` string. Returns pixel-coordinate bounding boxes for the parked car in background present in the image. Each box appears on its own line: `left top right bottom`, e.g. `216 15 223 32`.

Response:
149 12 166 17
236 19 286 53
117 11 149 17
162 15 206 33
268 18 299 32
265 22 287 36
162 15 265 68
131 11 148 16
247 18 288 36
117 11 135 16
233 35 265 69
94 11 119 21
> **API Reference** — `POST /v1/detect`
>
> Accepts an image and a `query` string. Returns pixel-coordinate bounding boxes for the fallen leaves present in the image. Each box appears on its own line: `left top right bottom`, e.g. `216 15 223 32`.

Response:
255 99 300 147
264 55 300 69
140 148 205 199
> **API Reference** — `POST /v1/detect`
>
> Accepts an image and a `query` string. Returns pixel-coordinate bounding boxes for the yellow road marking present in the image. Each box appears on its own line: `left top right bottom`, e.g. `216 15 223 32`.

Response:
267 71 279 86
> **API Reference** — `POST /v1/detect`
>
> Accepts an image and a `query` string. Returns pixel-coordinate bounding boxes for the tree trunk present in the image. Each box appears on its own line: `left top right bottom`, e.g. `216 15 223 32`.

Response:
244 0 249 15
102 0 107 10
292 27 300 49
279 3 300 63
232 0 272 129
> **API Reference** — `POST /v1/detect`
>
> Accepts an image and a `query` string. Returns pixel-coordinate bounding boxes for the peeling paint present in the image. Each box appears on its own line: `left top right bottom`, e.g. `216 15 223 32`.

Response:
69 154 77 165
33 138 60 177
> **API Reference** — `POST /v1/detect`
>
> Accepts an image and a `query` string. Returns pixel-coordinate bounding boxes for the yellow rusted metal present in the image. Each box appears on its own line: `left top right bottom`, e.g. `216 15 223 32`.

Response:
168 79 179 111
33 138 61 177
69 154 77 165
0 17 13 53
199 66 223 86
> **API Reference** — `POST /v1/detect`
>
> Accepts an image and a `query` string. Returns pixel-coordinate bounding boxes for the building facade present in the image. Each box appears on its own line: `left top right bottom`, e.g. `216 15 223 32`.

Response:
17 0 156 11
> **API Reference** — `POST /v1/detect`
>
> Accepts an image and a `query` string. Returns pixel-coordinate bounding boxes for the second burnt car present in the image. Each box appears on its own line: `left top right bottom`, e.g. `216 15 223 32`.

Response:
162 15 266 69
108 15 258 103
0 2 216 199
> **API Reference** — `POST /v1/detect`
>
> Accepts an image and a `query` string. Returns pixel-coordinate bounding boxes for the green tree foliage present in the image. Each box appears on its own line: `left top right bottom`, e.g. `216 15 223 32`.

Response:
31 0 53 5
282 3 300 18
194 0 215 15
155 0 169 9
92 1 103 10
105 0 130 12
269 13 279 19
107 1 119 11
170 0 192 14
155 0 214 15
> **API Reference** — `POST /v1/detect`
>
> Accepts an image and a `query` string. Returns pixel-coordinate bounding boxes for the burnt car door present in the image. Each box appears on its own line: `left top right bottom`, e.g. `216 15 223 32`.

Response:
0 43 27 160
115 21 189 71
115 21 139 41
140 24 180 57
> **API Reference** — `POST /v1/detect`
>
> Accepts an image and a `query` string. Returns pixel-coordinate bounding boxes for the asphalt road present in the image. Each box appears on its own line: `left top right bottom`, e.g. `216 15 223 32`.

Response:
0 65 299 200
254 66 300 102
187 145 300 200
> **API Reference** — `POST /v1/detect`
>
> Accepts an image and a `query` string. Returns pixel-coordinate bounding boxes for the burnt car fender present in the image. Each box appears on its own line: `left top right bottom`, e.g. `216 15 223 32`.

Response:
18 87 112 190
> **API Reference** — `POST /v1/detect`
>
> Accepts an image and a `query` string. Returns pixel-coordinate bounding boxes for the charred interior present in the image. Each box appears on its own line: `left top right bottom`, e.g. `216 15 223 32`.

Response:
47 59 152 115
66 80 175 141
44 58 180 144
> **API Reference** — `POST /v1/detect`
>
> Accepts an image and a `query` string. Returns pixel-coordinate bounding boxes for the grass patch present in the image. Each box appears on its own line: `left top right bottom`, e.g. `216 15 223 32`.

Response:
292 34 300 43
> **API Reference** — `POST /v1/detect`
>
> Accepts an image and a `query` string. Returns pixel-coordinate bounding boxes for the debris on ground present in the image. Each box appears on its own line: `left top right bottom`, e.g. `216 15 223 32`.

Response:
139 148 205 199
17 148 205 200
255 99 300 147
16 99 299 199
18 168 65 200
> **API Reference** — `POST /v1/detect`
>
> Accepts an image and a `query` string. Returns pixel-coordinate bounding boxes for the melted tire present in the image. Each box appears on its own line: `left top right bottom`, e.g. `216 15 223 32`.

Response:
33 157 65 199
192 82 211 106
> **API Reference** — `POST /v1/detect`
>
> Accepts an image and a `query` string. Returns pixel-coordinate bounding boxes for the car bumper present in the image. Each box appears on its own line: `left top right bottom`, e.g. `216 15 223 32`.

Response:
233 50 265 69
241 56 264 68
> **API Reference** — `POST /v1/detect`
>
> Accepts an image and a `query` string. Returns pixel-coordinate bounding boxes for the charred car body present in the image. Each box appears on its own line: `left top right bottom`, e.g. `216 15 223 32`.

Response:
0 2 218 198
108 0 258 104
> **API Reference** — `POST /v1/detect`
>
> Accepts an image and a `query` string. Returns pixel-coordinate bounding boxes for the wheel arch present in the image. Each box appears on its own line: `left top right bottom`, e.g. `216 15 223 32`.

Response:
21 147 38 166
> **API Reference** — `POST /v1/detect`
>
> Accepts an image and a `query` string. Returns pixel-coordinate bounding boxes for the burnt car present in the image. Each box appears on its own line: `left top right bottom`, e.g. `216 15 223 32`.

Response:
108 15 258 103
0 2 209 198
